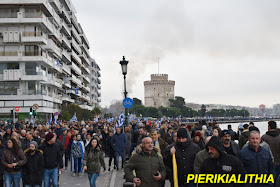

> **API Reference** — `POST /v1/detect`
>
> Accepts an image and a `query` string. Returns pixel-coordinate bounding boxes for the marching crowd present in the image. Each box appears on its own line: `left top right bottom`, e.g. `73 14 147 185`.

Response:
0 119 279 187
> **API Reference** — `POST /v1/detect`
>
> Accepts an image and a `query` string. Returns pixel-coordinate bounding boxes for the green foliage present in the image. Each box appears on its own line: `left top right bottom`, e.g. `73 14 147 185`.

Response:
133 98 142 105
60 110 71 121
81 109 93 121
91 107 101 116
104 113 113 119
206 108 250 117
169 96 185 110
199 104 207 117
62 104 82 120
145 107 159 118
181 106 195 117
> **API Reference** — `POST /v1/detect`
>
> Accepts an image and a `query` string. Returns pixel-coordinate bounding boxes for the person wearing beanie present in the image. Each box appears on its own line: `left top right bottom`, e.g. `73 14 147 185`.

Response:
220 130 239 156
164 128 200 186
199 136 246 187
39 133 63 187
23 141 44 186
192 131 205 150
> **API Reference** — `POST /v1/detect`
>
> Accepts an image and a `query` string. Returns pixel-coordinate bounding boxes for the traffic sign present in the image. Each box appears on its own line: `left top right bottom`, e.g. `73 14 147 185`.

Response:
54 112 59 116
15 106 19 112
32 104 39 110
123 98 133 109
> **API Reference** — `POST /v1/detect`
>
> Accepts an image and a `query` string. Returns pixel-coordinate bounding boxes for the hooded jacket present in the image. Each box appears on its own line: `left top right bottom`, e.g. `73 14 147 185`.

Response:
164 129 200 185
124 147 166 187
22 149 44 185
261 129 280 165
199 136 246 187
83 146 105 174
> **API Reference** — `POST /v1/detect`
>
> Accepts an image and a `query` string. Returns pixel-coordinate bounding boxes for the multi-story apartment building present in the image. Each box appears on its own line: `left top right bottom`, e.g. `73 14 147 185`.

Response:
0 0 101 121
90 58 101 108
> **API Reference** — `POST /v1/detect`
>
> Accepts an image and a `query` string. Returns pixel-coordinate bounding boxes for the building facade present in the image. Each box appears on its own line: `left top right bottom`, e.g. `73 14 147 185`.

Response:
0 0 101 121
90 58 101 108
144 74 175 108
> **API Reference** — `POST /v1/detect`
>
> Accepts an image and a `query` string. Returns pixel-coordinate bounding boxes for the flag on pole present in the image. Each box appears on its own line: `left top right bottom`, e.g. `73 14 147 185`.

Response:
116 113 125 127
57 59 60 66
48 117 52 124
70 114 78 122
172 154 179 187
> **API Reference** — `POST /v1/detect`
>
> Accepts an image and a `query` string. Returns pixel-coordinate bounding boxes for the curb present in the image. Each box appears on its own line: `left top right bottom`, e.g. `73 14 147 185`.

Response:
109 169 117 187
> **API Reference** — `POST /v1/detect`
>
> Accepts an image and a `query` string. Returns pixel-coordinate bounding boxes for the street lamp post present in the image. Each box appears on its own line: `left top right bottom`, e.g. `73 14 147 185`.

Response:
120 56 129 131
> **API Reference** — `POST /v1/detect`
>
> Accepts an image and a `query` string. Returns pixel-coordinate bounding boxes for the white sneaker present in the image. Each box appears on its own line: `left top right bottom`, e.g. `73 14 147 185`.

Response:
72 173 76 177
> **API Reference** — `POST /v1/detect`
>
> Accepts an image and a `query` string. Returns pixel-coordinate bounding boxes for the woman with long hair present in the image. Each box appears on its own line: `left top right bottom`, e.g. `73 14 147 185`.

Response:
1 138 27 187
83 138 106 187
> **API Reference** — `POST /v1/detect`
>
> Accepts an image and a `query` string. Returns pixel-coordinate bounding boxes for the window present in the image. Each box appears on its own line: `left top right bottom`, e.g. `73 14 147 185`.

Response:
25 45 39 56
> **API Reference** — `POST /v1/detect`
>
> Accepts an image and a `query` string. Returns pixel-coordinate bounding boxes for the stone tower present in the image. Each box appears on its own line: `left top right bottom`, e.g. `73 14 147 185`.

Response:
144 74 175 108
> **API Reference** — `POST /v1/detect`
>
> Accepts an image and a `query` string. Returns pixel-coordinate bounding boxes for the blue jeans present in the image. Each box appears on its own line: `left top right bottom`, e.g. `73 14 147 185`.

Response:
73 157 82 174
25 185 40 187
43 168 58 187
88 173 99 187
115 151 125 169
4 172 21 187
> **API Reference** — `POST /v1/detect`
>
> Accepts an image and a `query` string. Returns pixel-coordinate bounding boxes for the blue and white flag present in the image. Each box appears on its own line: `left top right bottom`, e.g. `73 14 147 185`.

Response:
54 117 57 125
48 117 52 124
116 113 125 128
70 114 78 122
129 114 136 122
94 116 98 123
57 59 60 66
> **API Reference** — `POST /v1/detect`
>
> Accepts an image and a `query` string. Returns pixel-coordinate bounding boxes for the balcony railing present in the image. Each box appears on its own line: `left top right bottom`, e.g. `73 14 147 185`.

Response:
0 51 18 56
22 31 43 37
0 89 17 95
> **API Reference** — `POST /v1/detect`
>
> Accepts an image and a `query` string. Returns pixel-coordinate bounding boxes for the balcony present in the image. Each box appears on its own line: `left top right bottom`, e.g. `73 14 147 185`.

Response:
49 0 61 12
79 53 90 66
0 51 19 61
78 104 92 111
71 74 82 86
69 62 81 76
79 33 90 49
71 51 82 65
82 74 90 84
62 49 71 63
0 12 54 33
97 78 101 84
61 19 71 36
60 4 71 24
42 39 62 58
79 43 90 57
21 31 48 44
21 69 48 81
62 79 71 88
62 34 71 50
61 94 74 103
81 64 90 75
0 69 20 81
71 27 81 44
71 38 82 55
82 85 90 93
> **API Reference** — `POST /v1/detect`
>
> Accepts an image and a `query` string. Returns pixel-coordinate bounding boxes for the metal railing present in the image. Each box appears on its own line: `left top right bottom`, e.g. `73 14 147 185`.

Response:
22 31 43 37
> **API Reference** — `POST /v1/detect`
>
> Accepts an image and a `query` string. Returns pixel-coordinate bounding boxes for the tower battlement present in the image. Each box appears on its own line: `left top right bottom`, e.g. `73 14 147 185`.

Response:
144 74 175 108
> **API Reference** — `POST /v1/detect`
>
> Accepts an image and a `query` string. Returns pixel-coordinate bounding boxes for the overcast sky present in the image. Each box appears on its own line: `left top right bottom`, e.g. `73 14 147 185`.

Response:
71 0 280 109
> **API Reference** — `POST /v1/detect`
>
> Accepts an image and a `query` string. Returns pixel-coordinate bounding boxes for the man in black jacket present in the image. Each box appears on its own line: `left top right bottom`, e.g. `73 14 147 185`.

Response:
39 133 63 187
199 136 246 187
164 128 200 187
23 141 44 186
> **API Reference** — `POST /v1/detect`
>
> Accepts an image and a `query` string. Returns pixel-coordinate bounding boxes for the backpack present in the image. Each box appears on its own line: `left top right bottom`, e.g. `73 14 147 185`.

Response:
71 142 82 158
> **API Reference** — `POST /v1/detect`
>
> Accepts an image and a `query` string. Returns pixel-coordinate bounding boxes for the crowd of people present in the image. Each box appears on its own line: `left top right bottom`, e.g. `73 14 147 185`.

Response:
0 119 278 187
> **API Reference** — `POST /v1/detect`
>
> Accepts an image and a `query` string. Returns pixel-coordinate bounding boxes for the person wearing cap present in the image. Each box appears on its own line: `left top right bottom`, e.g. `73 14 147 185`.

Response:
22 141 44 187
192 131 205 150
39 132 63 187
199 136 246 187
164 128 200 186
221 129 239 156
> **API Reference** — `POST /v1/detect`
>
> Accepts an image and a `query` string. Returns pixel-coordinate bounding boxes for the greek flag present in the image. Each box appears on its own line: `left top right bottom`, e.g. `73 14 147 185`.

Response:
54 117 57 125
57 59 60 66
116 113 125 127
70 114 78 122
